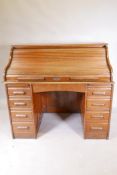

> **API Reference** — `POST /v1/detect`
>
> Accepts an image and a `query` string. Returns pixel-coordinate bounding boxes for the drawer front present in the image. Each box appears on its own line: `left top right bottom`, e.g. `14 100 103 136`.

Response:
85 123 109 139
12 122 35 134
85 112 110 122
87 99 111 111
87 88 111 97
9 99 32 109
11 111 33 122
8 87 31 97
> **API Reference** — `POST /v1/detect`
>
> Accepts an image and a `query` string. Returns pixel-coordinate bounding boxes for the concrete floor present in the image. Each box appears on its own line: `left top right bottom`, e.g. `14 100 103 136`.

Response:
0 103 117 175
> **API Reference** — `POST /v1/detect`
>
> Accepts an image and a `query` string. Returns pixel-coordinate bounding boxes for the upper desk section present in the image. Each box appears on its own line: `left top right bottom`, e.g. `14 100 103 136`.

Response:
4 44 113 83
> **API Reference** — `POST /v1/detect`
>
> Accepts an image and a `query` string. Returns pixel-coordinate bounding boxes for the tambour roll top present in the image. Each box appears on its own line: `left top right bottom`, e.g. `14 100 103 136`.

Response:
4 44 113 82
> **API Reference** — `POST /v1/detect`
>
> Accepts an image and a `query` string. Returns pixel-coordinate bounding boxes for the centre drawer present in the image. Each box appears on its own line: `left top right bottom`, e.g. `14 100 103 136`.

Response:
9 98 32 109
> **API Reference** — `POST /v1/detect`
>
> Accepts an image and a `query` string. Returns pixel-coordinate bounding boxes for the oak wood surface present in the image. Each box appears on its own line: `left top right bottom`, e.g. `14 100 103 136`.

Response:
5 44 112 82
4 44 114 139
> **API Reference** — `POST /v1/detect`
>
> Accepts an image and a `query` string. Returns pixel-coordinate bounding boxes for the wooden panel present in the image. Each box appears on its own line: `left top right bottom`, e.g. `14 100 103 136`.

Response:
45 92 82 113
32 92 82 113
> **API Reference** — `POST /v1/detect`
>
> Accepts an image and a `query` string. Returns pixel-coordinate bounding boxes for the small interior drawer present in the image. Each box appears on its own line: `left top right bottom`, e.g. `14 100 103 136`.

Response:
86 99 111 111
11 111 33 122
8 87 31 97
9 99 32 109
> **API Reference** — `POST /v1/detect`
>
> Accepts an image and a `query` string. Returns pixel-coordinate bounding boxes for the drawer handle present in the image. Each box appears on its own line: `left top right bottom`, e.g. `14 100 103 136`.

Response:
13 91 25 95
15 114 27 118
93 92 106 95
92 103 105 106
53 77 61 81
14 102 26 106
91 127 103 130
92 115 104 118
16 126 29 130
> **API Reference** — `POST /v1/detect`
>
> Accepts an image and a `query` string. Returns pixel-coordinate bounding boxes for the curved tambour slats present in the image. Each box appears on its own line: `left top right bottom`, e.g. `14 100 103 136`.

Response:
5 44 112 82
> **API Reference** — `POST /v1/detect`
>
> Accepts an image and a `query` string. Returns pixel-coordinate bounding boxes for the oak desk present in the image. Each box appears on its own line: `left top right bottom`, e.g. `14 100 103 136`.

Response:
4 44 114 139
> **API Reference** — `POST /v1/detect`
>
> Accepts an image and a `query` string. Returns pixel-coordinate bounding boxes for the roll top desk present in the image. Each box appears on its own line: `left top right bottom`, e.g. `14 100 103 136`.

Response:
4 44 114 139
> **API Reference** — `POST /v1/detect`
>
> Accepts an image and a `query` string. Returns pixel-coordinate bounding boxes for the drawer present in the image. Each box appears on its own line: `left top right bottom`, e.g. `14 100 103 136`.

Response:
8 87 31 97
12 122 36 138
87 87 111 97
10 111 33 122
85 122 109 139
9 99 32 109
87 99 111 111
85 112 110 122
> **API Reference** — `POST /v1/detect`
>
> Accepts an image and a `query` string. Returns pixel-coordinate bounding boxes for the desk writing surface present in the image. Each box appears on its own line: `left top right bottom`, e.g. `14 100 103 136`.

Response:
5 44 111 82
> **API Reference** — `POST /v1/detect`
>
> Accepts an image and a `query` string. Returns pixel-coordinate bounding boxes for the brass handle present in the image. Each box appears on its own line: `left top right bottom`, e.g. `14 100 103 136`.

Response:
16 126 29 130
92 103 105 106
92 115 104 118
13 91 25 95
93 92 106 95
14 102 26 106
53 77 61 81
15 114 27 118
91 127 103 130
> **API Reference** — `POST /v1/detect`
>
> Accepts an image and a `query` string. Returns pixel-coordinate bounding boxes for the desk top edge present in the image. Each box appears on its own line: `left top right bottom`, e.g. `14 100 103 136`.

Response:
11 43 108 49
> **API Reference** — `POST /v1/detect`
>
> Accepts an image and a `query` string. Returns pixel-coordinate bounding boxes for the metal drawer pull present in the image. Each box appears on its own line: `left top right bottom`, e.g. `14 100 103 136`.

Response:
14 102 26 106
92 115 104 118
16 126 29 130
93 92 106 95
16 114 27 118
13 91 25 95
91 127 103 130
92 103 105 106
53 77 61 81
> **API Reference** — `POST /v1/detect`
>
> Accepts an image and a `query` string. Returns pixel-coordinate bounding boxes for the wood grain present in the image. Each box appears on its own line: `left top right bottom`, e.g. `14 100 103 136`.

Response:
4 44 114 139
